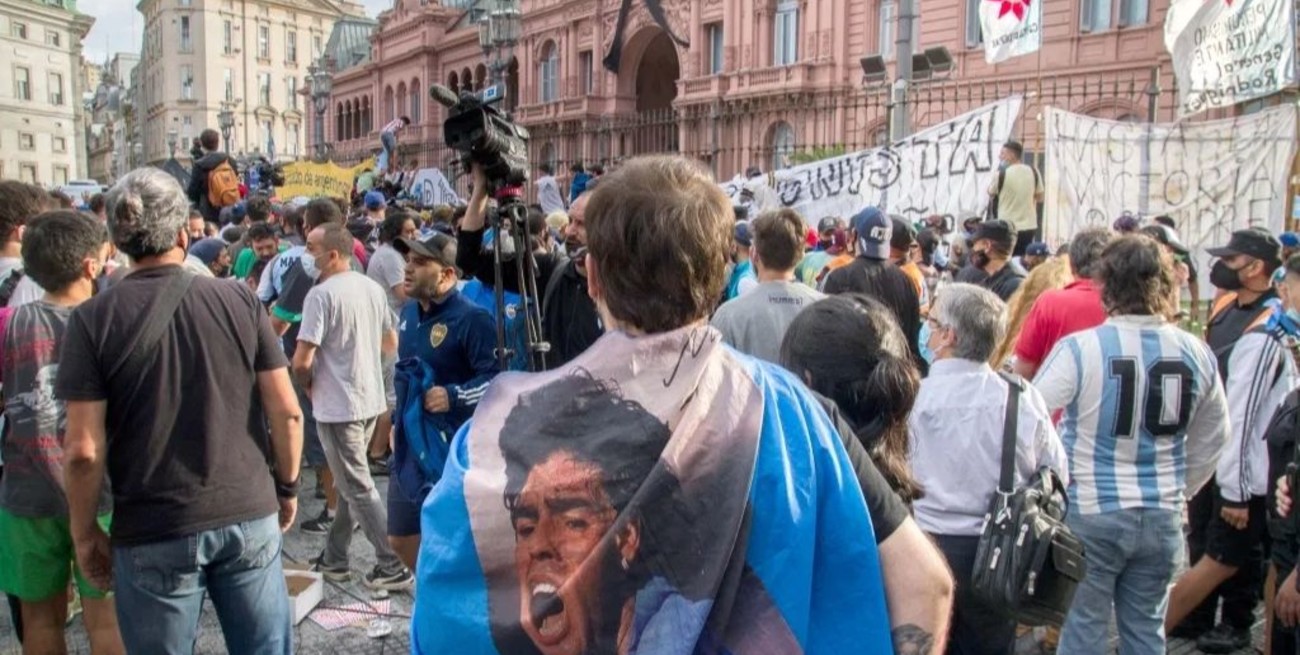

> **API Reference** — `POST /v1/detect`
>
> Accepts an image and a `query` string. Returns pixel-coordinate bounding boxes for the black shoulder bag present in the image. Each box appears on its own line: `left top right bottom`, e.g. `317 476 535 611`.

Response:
971 373 1086 627
106 271 195 383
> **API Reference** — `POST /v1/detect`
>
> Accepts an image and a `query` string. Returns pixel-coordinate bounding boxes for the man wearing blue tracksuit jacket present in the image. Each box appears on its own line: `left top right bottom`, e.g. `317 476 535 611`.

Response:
388 232 499 567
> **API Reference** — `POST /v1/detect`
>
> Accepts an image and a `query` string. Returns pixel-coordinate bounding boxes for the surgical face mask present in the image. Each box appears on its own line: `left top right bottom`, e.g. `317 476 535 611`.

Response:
1209 260 1245 291
300 252 322 280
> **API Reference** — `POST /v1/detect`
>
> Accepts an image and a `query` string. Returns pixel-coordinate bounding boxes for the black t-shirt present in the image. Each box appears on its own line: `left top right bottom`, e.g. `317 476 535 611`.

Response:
54 265 287 546
813 392 908 543
541 260 603 369
982 263 1025 301
1206 289 1277 381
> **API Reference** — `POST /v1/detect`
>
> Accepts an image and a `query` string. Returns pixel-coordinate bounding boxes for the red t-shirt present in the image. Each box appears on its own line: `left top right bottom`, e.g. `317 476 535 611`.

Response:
1014 279 1107 367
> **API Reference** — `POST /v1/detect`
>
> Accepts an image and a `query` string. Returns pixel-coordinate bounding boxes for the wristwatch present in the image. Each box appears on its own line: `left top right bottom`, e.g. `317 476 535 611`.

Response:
274 474 301 499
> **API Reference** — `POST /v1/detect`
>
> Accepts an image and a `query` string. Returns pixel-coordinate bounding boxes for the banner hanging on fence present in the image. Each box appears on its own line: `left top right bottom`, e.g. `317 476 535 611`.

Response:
1043 103 1297 296
721 96 1023 224
980 0 1042 63
1163 0 1296 116
277 159 375 199
408 167 462 207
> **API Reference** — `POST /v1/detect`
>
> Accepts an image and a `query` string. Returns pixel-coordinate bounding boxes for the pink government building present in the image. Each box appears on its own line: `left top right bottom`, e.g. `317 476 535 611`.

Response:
313 0 1204 182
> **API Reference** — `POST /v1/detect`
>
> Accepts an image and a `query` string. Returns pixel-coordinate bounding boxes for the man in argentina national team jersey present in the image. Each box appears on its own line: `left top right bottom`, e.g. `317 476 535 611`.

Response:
1034 235 1231 655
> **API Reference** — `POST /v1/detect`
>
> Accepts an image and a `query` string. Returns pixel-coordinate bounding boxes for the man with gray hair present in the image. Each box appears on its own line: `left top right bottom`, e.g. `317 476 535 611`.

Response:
55 167 305 652
908 282 1066 654
1011 228 1113 379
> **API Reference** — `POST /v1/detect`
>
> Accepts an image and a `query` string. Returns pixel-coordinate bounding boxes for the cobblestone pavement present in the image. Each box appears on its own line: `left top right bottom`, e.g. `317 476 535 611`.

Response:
0 468 414 654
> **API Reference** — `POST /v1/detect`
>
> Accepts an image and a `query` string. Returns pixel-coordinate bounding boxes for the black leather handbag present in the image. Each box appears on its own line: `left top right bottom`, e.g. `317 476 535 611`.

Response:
970 374 1087 627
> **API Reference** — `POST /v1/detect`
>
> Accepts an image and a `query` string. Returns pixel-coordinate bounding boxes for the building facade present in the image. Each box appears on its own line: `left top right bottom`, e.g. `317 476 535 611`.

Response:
314 0 1250 186
87 52 141 184
135 0 365 166
0 0 94 185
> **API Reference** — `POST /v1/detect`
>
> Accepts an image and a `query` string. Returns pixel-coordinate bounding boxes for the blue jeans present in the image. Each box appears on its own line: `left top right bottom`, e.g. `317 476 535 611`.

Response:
112 514 291 654
379 131 396 172
1057 507 1183 655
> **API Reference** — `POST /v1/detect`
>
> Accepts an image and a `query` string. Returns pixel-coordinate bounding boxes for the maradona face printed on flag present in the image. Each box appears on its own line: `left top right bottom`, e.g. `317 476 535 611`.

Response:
415 326 894 655
460 330 791 655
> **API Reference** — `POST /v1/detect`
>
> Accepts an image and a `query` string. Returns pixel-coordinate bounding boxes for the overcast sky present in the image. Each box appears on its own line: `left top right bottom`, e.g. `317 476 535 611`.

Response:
82 0 393 63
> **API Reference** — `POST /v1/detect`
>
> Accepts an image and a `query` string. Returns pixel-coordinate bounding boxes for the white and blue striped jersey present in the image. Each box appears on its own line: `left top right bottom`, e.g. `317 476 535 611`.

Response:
1033 315 1230 515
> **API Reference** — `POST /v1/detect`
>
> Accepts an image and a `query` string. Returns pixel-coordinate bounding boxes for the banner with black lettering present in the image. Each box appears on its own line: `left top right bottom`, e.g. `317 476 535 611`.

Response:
722 96 1023 224
1043 104 1297 296
1164 0 1296 116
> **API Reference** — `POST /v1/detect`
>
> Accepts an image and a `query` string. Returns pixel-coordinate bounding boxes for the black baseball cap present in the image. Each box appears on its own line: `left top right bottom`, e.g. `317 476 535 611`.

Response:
890 216 917 251
395 232 458 270
817 216 841 233
970 219 1016 252
1207 227 1281 264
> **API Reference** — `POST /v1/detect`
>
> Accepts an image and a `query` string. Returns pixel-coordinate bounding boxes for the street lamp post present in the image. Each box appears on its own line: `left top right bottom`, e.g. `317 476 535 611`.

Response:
218 104 235 154
166 129 178 161
308 61 332 159
477 0 522 101
131 142 142 169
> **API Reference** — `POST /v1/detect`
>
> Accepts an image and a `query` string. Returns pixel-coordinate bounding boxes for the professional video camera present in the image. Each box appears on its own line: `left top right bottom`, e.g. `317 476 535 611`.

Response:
428 83 530 191
428 82 548 372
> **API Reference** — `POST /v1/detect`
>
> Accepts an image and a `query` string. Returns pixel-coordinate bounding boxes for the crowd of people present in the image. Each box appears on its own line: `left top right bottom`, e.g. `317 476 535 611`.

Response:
1 130 1300 655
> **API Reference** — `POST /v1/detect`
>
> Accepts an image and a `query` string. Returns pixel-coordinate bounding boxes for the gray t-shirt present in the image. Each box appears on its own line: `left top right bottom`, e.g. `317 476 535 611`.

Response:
367 243 406 316
0 301 109 517
710 280 825 364
298 271 393 423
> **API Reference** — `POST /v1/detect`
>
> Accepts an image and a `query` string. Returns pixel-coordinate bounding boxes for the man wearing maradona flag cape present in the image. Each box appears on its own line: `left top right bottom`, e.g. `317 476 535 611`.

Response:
413 156 895 654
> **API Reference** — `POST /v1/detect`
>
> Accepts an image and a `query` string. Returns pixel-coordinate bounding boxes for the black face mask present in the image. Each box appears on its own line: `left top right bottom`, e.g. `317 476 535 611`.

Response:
1210 260 1245 291
970 249 991 270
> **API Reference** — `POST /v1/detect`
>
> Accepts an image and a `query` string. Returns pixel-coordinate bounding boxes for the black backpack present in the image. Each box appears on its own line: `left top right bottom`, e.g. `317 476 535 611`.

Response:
0 270 25 308
971 373 1086 627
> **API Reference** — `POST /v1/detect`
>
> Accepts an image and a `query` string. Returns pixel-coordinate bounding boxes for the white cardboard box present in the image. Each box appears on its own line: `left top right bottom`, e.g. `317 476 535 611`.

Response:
283 562 324 625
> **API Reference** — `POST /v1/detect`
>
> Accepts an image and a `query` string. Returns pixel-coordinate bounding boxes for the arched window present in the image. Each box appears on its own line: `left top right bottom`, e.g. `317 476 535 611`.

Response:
396 82 407 123
410 77 421 123
362 96 371 134
539 141 558 176
448 71 460 95
352 98 362 140
1116 113 1142 123
474 64 487 91
506 57 519 111
539 41 559 103
384 85 395 123
335 101 344 142
461 67 472 92
769 121 796 170
343 99 354 140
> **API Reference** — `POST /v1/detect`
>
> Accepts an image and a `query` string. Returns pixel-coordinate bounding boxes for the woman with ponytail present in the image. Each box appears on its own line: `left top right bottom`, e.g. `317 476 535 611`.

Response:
780 293 923 504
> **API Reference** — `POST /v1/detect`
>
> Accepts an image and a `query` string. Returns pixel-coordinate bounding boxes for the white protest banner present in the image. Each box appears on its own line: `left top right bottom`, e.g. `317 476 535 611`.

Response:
1164 0 1296 116
409 167 462 207
722 96 1023 224
1044 103 1297 296
980 0 1042 64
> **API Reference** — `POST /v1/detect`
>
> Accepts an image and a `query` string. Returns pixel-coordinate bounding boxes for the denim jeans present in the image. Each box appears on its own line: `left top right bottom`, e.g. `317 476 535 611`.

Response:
296 380 325 468
379 131 396 172
112 514 291 654
1057 507 1183 655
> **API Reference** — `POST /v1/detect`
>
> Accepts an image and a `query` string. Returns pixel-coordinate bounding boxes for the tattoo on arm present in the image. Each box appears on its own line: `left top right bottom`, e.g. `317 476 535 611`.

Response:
892 624 935 655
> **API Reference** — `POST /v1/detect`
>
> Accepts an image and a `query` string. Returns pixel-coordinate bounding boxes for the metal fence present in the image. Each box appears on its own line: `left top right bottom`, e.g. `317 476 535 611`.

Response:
322 65 1296 203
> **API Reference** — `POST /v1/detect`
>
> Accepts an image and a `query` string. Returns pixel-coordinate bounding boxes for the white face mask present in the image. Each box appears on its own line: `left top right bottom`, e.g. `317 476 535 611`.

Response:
300 252 322 280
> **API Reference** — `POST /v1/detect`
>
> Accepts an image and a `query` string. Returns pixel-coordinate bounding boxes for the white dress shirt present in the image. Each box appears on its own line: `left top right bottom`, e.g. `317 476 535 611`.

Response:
909 358 1068 536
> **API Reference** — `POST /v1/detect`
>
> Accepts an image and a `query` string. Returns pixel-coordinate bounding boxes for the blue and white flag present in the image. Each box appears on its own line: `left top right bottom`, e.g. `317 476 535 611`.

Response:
412 326 894 654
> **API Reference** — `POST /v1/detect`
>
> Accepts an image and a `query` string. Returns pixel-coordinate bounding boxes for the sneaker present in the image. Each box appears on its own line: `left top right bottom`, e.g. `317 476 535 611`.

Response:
1196 624 1250 654
363 565 413 591
300 509 334 535
368 456 390 477
309 554 351 582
